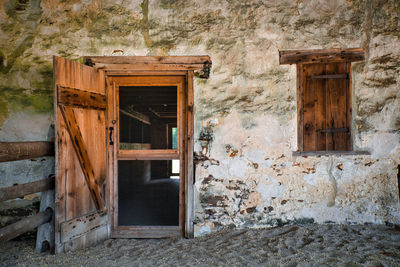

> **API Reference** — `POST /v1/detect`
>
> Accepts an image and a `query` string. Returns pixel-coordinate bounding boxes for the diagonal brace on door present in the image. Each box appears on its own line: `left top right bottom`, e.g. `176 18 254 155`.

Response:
59 105 105 211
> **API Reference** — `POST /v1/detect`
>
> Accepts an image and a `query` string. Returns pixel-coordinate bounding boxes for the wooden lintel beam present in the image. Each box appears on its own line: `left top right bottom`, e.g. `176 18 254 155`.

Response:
58 86 106 110
84 56 211 65
84 56 212 79
279 48 365 65
0 141 54 162
0 176 54 202
120 109 151 125
95 63 204 71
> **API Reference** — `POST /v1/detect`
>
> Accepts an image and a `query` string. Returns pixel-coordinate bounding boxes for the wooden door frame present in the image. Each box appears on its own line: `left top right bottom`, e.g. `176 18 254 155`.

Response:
84 55 211 238
106 72 193 238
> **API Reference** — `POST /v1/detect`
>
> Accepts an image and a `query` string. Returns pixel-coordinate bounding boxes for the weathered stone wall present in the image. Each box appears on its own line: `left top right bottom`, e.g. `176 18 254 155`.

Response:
0 0 399 235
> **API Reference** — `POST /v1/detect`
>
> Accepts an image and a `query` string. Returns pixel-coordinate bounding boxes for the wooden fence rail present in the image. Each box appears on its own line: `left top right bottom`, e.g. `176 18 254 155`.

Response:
0 141 54 162
0 140 55 251
0 176 55 202
0 207 53 242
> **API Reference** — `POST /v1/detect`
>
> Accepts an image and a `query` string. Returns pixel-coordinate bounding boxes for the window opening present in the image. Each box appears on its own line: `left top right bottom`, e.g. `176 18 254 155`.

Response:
301 62 351 151
279 48 365 153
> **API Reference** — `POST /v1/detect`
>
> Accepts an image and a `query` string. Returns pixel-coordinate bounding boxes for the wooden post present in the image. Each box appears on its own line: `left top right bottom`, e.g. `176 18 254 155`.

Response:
36 190 55 253
0 141 54 162
0 207 53 242
0 176 55 202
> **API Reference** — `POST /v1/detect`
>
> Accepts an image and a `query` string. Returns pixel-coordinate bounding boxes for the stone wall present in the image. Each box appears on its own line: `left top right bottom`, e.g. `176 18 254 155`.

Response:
0 0 398 235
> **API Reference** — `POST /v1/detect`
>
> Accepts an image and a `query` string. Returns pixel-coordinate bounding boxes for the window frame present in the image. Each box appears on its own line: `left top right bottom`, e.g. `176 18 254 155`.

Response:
279 48 365 154
297 62 352 152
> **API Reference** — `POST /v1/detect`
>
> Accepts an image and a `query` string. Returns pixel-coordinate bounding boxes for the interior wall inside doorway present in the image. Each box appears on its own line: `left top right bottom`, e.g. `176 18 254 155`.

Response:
117 85 180 226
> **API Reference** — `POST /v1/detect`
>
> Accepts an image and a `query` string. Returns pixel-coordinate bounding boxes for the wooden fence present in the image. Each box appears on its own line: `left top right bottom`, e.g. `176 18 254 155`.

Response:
0 141 55 253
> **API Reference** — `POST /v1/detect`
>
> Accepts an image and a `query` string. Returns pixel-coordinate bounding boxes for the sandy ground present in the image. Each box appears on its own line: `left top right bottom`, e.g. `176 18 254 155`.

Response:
1 224 400 267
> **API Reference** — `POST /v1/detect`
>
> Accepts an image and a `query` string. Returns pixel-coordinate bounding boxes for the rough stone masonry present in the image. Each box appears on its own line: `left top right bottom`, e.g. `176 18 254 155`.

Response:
0 0 399 236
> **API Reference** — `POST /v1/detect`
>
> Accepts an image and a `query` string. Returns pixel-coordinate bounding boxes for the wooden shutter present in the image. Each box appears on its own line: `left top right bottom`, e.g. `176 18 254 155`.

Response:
54 56 108 253
301 62 351 151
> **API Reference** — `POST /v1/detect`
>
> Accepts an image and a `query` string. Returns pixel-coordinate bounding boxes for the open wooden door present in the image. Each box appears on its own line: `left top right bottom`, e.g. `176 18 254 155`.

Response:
54 56 108 253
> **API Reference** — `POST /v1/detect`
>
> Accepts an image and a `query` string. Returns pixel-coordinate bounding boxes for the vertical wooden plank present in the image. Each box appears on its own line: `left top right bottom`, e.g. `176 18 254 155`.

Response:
178 78 186 235
65 139 81 221
314 65 326 150
346 62 353 150
65 62 94 220
113 81 118 228
326 63 348 150
108 79 118 230
185 71 194 238
115 81 120 228
297 64 304 151
303 65 316 151
106 77 114 234
77 62 95 218
54 57 65 253
303 63 325 151
325 63 334 150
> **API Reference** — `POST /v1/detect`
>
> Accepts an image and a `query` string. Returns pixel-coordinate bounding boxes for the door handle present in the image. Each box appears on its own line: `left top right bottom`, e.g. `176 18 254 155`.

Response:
109 127 114 145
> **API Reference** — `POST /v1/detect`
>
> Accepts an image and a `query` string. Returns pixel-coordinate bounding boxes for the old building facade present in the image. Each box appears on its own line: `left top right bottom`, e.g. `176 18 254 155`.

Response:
0 0 399 239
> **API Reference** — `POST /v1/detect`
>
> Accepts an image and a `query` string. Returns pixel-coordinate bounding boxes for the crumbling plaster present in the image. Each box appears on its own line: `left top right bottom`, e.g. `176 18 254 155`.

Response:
0 0 398 235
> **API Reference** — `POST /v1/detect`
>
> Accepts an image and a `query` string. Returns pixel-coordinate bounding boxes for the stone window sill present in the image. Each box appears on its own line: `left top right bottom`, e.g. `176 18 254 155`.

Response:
292 150 370 157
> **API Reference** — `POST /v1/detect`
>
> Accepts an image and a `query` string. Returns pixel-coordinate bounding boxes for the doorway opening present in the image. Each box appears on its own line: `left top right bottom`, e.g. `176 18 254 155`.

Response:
108 75 189 238
117 85 179 227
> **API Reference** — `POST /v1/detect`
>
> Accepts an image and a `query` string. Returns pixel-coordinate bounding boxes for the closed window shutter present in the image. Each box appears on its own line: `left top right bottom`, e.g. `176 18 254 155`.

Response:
302 63 351 151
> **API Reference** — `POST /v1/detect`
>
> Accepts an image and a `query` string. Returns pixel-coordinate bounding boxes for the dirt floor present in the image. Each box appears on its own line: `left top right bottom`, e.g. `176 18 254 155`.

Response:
1 224 400 266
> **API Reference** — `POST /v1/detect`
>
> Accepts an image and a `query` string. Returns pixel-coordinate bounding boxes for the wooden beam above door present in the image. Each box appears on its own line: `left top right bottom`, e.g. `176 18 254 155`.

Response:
83 56 212 78
84 56 211 65
279 48 364 65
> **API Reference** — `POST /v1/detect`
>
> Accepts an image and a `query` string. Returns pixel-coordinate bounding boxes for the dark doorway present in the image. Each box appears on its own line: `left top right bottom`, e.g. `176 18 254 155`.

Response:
117 85 180 226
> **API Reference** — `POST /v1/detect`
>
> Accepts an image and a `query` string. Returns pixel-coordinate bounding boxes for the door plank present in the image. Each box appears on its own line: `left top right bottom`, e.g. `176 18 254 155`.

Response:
346 63 353 150
296 64 304 151
59 105 105 211
58 86 106 110
185 71 194 237
61 211 107 243
63 225 108 252
55 108 67 252
303 65 317 151
314 64 326 151
326 63 349 150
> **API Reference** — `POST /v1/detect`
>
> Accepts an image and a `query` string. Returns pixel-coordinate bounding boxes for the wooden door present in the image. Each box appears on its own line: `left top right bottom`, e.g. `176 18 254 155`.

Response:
54 56 108 253
108 75 193 238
